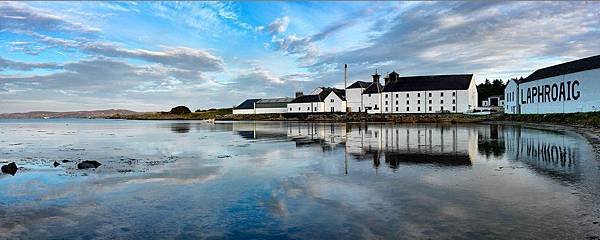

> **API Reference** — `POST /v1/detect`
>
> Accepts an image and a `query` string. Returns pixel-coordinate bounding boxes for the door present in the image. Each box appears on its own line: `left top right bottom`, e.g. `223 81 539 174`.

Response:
330 107 334 112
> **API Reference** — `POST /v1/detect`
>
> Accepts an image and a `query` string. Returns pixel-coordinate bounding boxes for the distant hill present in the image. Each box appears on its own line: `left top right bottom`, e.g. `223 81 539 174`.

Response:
0 109 139 119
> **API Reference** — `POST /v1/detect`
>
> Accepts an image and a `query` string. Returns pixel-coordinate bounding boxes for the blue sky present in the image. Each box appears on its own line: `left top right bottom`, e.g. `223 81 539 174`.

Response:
1 1 599 113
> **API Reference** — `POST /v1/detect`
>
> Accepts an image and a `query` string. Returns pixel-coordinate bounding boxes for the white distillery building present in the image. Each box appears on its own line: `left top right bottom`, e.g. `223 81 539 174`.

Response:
232 99 261 115
346 81 372 113
347 71 478 114
232 97 294 114
504 54 600 114
288 87 346 113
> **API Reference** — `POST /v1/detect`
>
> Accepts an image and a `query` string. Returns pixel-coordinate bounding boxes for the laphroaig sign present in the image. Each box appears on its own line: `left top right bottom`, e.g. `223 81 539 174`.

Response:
520 80 580 104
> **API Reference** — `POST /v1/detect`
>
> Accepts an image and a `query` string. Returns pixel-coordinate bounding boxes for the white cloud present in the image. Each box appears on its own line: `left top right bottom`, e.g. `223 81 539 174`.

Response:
268 16 289 34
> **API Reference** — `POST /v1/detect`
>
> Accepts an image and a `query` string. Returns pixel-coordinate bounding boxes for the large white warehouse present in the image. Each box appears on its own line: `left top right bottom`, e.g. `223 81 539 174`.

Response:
504 54 600 114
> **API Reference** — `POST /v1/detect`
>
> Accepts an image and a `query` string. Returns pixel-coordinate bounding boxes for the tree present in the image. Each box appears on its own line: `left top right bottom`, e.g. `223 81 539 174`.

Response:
170 106 192 115
476 79 506 106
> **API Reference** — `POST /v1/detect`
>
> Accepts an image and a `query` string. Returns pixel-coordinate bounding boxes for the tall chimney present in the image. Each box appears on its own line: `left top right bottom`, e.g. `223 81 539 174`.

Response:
372 69 380 83
295 92 304 98
344 64 348 90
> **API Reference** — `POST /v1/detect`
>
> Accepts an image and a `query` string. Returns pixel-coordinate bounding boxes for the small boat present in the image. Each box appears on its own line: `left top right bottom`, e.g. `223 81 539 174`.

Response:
43 116 50 119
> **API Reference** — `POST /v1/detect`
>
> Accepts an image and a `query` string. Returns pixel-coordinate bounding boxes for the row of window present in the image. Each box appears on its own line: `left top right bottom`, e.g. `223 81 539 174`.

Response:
506 92 515 102
290 107 318 111
384 92 456 99
385 99 456 105
383 106 456 112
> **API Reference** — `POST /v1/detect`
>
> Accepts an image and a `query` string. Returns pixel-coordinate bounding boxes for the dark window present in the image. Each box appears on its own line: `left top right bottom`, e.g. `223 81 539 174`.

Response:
452 99 456 104
307 107 310 110
428 92 432 97
441 100 444 104
418 100 421 104
418 107 421 112
385 107 388 111
406 107 409 111
395 107 398 111
440 92 444 97
385 94 388 98
374 105 378 110
453 106 456 111
418 93 421 97
314 107 317 111
395 94 399 98
298 107 301 111
429 100 432 104
406 100 409 105
429 106 432 111
441 106 444 111
406 93 409 98
395 100 398 105
385 101 388 105
368 94 371 97
290 108 292 111
452 92 456 96
330 99 334 102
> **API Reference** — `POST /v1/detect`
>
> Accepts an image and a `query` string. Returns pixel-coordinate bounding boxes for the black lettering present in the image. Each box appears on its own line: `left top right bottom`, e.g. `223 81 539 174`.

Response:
572 80 580 100
521 89 526 104
538 85 543 103
559 82 565 101
532 87 537 103
551 83 558 101
545 85 551 102
527 88 532 103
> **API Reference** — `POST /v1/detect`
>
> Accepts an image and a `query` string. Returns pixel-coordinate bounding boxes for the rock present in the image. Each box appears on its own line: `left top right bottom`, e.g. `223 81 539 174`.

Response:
1 162 18 176
53 161 60 167
77 160 102 169
62 159 71 163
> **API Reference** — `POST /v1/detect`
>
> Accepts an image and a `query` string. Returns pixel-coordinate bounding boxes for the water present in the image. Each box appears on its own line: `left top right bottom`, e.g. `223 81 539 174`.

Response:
0 119 599 239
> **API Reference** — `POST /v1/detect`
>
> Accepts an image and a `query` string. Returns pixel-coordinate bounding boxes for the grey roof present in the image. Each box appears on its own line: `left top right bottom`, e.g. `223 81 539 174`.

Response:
363 82 383 94
522 54 600 83
255 97 294 108
347 81 372 89
382 74 473 92
234 99 260 109
291 87 345 103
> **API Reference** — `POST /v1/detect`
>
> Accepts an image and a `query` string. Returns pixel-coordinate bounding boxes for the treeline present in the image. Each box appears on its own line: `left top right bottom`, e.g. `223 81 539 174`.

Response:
476 77 523 105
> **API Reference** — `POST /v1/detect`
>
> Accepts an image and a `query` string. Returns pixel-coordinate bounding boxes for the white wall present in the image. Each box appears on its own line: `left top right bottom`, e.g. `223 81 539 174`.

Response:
232 109 255 115
346 88 364 112
364 93 382 114
504 80 519 114
516 68 600 114
377 90 469 114
255 107 287 114
324 92 347 112
287 102 325 113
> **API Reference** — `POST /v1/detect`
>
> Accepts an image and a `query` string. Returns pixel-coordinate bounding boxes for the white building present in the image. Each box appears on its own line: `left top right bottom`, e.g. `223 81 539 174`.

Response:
288 87 346 113
504 54 600 114
504 79 519 114
232 99 260 115
346 81 371 113
347 71 478 114
482 95 504 107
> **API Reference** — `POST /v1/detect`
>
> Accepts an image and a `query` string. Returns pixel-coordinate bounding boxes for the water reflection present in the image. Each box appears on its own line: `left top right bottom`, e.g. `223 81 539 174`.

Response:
228 121 591 180
170 122 191 133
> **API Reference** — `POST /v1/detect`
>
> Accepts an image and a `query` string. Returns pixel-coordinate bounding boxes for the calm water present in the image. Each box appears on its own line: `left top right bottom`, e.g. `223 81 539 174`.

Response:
0 119 599 239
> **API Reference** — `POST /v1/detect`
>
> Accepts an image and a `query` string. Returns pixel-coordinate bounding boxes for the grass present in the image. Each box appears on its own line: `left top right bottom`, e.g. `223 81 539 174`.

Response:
110 108 233 120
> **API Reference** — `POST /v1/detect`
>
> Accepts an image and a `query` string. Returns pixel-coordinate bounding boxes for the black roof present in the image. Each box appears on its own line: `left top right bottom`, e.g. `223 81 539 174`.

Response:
291 87 345 103
347 81 371 89
363 82 383 94
382 74 473 92
234 98 261 109
522 54 600 83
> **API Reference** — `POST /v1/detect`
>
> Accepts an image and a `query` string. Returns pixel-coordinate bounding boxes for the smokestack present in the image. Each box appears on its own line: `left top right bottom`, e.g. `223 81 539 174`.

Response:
295 92 304 98
344 64 348 90
372 69 380 83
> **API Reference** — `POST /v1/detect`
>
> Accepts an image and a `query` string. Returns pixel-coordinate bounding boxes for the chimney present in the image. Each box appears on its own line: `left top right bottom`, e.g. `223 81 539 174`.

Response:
295 92 304 98
387 71 399 85
372 69 380 83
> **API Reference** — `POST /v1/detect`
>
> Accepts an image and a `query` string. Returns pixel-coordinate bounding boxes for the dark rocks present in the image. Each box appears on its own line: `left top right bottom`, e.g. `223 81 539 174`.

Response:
77 160 102 169
62 159 71 163
1 162 18 175
53 161 60 167
217 155 231 158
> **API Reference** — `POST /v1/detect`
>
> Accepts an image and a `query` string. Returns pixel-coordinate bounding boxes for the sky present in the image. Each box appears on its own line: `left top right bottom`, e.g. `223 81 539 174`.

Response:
1 1 599 113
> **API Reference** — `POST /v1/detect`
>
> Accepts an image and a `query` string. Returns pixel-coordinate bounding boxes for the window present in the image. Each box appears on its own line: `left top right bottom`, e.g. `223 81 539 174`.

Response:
429 106 432 111
441 100 444 104
452 99 456 104
452 92 456 96
440 92 444 97
406 107 410 111
406 100 409 105
428 92 432 97
429 100 432 104
385 94 388 98
441 106 444 111
418 107 421 112
385 107 388 111
395 107 398 111
374 104 378 110
406 93 409 98
307 107 310 110
385 101 388 105
368 94 371 97
298 107 301 111
395 100 398 105
417 93 421 97
418 100 421 104
395 94 399 98
290 108 292 111
330 99 334 102
453 106 456 111
314 107 317 111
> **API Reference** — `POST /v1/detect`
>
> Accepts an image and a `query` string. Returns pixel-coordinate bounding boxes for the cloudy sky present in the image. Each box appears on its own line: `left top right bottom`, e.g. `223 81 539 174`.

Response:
1 1 599 113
